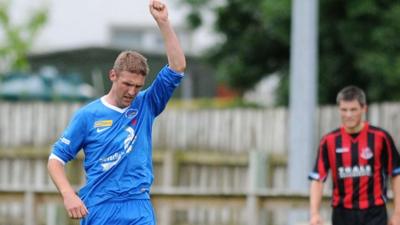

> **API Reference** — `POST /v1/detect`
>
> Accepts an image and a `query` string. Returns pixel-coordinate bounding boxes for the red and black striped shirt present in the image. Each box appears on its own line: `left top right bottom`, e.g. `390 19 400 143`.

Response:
309 122 400 209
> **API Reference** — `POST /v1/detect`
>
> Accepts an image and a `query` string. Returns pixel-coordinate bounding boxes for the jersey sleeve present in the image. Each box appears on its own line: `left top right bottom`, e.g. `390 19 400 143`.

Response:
144 65 184 116
308 136 330 182
381 131 400 177
50 109 88 164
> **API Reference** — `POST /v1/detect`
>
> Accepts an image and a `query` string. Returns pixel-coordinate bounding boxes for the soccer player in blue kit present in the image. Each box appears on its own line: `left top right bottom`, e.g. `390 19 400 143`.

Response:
47 1 186 224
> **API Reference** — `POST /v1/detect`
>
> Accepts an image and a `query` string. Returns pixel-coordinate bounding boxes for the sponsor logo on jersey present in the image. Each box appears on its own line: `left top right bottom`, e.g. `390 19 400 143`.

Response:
338 165 371 178
125 109 138 119
99 151 124 171
94 120 113 133
94 120 113 128
60 137 71 145
361 147 373 160
99 126 137 171
96 127 111 133
336 147 349 153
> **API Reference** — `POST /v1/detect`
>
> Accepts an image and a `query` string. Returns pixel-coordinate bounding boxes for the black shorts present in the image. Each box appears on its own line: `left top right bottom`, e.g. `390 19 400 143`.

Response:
332 205 387 225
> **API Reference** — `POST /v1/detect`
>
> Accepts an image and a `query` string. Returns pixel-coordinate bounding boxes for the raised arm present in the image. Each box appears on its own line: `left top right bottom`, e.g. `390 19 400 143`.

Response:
149 0 186 73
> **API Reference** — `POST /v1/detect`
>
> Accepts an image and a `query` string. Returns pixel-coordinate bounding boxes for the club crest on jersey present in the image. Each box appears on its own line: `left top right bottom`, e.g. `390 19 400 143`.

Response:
361 147 373 159
336 147 349 153
125 109 138 119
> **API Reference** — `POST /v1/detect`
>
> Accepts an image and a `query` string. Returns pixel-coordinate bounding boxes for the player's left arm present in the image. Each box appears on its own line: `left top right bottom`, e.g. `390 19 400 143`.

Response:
383 131 400 225
149 0 186 73
390 175 400 225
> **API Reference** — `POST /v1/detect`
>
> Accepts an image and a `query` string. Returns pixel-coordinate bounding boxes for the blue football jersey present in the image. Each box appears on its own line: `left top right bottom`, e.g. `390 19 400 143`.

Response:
51 66 183 207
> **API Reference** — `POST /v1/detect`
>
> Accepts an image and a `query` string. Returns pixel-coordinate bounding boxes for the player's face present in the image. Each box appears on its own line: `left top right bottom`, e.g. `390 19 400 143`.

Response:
338 100 366 132
110 70 145 108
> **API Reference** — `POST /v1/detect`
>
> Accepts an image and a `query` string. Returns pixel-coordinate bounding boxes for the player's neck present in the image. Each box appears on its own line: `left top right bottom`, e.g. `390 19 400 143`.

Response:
345 121 364 134
104 93 118 107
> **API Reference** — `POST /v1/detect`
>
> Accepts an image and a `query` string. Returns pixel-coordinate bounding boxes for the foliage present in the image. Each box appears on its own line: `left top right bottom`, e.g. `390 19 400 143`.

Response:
181 0 400 105
168 98 263 109
318 0 400 104
0 1 47 72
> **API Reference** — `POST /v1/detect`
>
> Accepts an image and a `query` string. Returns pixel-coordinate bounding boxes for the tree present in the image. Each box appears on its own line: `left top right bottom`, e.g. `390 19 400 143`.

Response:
319 0 400 103
182 0 290 96
181 0 400 105
0 0 47 73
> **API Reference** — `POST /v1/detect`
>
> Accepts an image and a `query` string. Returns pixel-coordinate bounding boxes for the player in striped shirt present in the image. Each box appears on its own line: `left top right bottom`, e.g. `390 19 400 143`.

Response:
309 86 400 225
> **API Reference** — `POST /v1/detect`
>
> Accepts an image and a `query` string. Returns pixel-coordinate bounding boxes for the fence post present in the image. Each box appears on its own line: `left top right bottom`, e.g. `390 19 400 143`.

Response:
24 190 36 225
246 150 267 225
158 203 172 225
46 203 57 225
157 150 178 225
162 151 178 191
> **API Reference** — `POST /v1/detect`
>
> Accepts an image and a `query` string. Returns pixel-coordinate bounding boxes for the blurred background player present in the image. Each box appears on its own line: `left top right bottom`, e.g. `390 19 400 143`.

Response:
309 85 400 225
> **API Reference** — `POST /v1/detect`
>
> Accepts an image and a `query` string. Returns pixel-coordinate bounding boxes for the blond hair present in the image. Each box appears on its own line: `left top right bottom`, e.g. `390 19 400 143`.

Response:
113 51 149 76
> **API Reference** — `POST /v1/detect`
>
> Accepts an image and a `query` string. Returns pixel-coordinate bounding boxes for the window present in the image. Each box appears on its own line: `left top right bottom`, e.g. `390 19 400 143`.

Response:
110 27 144 49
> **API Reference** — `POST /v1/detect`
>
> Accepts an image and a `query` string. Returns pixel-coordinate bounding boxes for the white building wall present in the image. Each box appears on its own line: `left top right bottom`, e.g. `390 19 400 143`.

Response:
5 0 221 55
